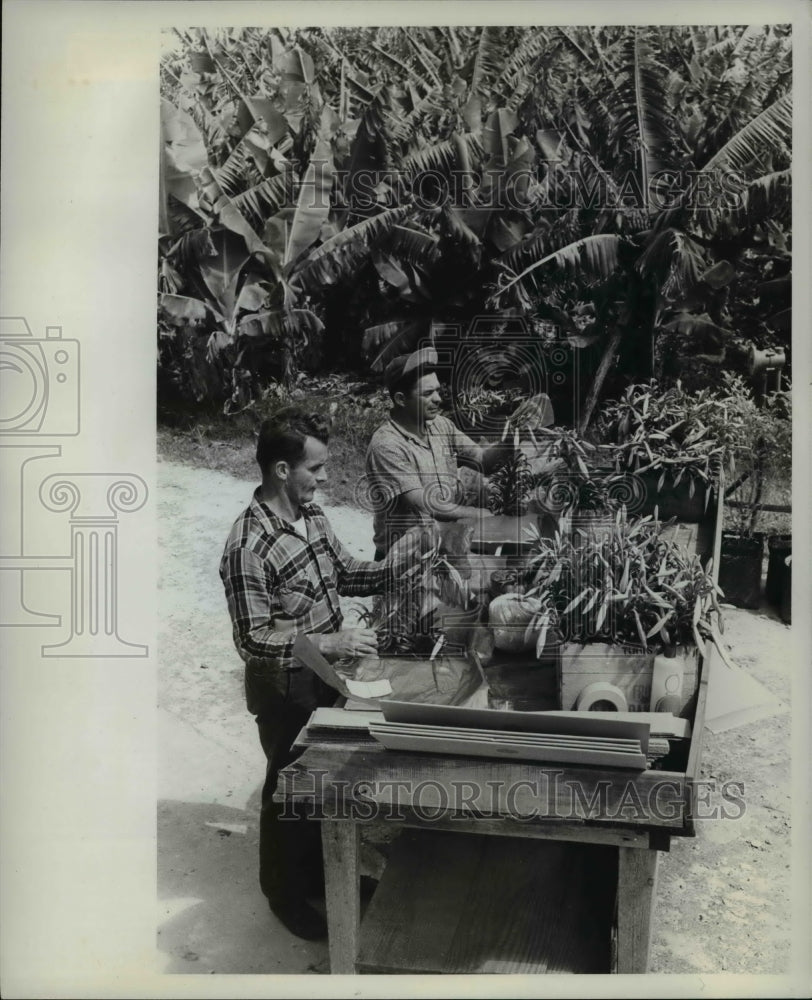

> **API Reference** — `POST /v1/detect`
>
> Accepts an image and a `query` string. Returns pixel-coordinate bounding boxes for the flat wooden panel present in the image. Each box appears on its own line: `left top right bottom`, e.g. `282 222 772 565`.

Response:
322 821 360 974
399 813 651 848
275 745 688 830
357 829 617 974
616 845 659 973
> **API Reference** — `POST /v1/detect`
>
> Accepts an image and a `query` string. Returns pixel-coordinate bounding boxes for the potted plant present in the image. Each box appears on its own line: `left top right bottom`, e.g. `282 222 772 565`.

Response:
487 450 537 517
532 427 629 540
593 380 727 522
520 512 725 712
766 536 791 623
351 527 478 657
712 379 792 610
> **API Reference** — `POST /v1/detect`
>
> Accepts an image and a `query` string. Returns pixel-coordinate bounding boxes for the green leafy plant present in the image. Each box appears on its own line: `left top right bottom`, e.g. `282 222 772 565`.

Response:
352 529 473 655
707 375 792 536
594 380 727 497
160 25 792 420
522 512 724 654
533 427 626 517
487 451 536 516
452 387 524 428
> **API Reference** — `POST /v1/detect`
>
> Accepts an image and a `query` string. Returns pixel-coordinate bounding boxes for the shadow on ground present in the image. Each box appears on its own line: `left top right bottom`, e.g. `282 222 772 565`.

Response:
157 797 329 975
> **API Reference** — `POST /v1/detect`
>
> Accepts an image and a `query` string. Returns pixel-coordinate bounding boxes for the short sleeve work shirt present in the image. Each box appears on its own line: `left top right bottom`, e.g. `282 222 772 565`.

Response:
365 414 480 553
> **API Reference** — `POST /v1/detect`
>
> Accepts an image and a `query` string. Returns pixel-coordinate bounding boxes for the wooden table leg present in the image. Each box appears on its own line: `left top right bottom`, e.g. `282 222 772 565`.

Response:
321 820 360 974
616 847 659 973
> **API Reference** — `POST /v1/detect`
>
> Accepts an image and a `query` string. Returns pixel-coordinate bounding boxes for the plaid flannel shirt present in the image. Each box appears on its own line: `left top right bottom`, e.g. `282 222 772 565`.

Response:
220 491 388 707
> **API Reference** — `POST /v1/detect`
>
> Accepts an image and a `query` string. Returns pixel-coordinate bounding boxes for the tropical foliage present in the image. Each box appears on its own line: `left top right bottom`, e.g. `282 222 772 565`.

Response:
159 24 792 421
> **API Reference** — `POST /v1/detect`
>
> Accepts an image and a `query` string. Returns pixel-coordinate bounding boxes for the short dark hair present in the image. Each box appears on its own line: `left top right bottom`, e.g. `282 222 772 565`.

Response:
388 365 438 402
256 406 330 476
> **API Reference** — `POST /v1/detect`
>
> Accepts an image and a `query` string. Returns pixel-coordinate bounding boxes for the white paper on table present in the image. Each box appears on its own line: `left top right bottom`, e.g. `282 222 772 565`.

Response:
346 678 393 699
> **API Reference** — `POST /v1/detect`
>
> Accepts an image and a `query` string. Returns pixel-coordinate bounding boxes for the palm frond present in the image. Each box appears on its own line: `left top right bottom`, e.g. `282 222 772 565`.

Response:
382 224 442 268
470 26 504 94
400 133 484 181
701 93 792 176
291 206 413 290
494 234 623 300
362 319 425 371
229 173 293 233
727 169 791 229
494 29 552 97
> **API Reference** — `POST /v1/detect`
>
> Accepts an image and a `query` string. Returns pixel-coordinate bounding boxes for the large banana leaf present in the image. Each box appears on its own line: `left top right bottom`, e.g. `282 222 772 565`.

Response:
244 96 289 145
470 26 504 95
238 307 324 341
495 234 623 298
291 206 413 290
196 229 253 320
283 108 337 267
160 100 208 176
494 29 552 97
384 225 441 268
727 169 791 228
636 228 706 295
661 313 730 338
230 174 294 234
159 293 216 325
611 29 678 209
482 109 519 169
401 133 484 182
362 319 424 371
701 93 792 176
160 100 208 235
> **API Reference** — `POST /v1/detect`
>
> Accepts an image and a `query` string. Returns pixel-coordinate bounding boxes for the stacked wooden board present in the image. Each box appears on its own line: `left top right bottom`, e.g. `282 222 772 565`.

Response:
369 719 652 770
302 702 682 769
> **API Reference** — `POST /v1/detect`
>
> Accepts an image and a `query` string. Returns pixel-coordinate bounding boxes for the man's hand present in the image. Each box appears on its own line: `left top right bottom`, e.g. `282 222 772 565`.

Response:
314 628 379 661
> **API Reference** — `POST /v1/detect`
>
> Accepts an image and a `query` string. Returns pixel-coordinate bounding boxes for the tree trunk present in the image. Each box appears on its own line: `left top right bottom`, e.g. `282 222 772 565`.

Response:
577 326 624 434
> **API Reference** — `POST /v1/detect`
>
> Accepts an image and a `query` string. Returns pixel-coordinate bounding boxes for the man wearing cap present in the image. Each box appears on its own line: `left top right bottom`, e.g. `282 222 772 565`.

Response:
365 347 555 557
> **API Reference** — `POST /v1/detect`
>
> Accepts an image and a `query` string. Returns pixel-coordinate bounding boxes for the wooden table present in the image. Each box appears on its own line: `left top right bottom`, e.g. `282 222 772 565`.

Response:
275 640 715 975
274 493 722 974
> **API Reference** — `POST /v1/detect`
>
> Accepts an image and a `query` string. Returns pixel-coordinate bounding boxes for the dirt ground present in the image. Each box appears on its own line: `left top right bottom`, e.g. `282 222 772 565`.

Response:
157 455 795 977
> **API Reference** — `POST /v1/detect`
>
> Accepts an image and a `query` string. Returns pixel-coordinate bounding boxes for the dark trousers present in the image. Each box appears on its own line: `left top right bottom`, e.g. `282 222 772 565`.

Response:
255 667 336 905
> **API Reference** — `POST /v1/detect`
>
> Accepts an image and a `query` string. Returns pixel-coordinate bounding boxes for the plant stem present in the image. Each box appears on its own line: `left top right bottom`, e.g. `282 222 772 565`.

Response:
578 325 623 434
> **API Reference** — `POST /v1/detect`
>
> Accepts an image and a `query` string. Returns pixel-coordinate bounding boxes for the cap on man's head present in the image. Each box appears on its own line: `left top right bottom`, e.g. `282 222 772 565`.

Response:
384 346 439 392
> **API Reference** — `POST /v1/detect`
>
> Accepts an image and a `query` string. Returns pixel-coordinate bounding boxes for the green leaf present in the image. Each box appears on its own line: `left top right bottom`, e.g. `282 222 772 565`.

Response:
535 622 550 658
701 93 792 177
494 235 622 300
362 319 423 372
284 138 335 267
471 26 505 94
244 96 289 144
159 293 216 325
562 589 590 615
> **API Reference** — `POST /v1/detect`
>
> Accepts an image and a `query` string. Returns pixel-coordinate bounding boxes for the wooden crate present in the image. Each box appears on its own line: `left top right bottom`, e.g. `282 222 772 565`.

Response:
557 643 700 716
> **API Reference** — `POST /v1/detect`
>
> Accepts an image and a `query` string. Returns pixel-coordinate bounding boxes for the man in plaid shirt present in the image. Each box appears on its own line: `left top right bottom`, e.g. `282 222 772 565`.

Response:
221 405 426 940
